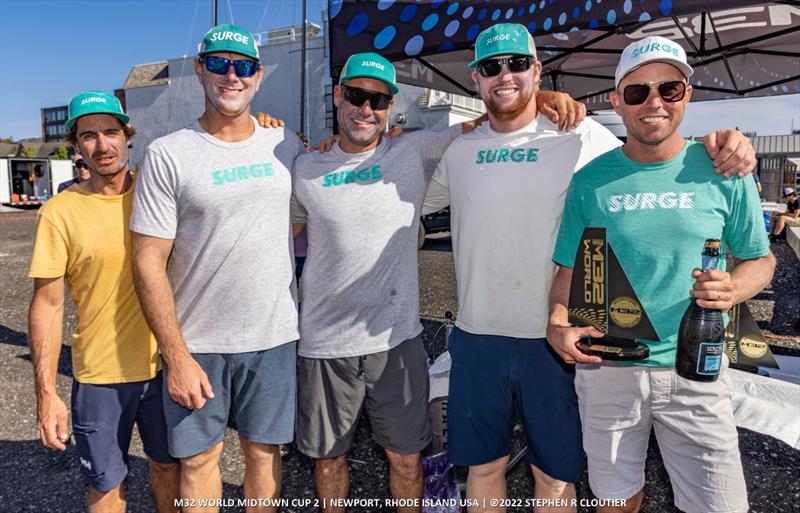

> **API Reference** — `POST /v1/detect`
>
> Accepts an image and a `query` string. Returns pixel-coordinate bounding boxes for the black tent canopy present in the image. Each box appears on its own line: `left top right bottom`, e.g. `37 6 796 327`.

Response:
328 0 800 110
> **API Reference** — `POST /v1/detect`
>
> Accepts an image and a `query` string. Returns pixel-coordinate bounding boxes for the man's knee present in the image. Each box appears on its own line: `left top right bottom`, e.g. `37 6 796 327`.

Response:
316 455 348 480
469 456 508 480
530 465 572 497
149 458 179 473
386 451 422 482
180 443 223 473
240 439 281 464
88 484 125 511
149 458 180 481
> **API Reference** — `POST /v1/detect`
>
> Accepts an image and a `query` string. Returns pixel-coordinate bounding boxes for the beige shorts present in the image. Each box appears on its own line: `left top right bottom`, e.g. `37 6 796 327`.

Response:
785 215 800 227
575 359 748 513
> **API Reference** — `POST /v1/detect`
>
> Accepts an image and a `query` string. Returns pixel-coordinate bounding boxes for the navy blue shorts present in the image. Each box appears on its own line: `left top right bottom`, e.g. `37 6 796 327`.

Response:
447 327 583 483
163 342 297 459
71 372 175 492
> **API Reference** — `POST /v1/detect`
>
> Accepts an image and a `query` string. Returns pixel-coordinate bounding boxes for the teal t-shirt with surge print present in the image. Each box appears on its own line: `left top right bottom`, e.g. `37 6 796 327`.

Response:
553 140 769 367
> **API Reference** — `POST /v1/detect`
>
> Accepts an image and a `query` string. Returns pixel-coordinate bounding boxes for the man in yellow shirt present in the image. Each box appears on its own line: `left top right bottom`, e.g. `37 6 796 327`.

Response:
27 91 179 513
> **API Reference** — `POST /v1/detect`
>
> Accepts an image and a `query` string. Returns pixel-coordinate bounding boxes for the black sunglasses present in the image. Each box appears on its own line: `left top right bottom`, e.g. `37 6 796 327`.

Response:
340 84 393 111
201 55 261 78
74 160 86 169
477 55 534 78
622 80 687 105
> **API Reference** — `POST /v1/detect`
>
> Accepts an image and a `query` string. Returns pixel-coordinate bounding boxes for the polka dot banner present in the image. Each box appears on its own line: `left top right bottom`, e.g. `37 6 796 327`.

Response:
328 0 800 107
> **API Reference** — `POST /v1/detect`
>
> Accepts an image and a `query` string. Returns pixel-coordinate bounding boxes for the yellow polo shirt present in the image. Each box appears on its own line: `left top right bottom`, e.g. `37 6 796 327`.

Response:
28 182 160 384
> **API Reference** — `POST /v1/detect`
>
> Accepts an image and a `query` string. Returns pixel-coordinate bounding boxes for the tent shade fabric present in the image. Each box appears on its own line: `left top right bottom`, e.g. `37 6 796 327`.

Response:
328 1 800 110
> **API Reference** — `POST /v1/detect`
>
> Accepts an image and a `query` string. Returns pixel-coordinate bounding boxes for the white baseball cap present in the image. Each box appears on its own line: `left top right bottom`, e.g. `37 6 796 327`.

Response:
784 187 797 197
615 36 693 87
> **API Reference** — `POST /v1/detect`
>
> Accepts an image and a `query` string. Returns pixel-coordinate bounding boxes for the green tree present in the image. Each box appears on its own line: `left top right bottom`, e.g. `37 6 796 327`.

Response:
19 147 33 158
53 146 69 160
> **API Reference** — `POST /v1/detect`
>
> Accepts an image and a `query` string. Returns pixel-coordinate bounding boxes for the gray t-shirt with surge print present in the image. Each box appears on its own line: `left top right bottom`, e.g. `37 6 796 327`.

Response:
131 120 304 353
292 126 460 358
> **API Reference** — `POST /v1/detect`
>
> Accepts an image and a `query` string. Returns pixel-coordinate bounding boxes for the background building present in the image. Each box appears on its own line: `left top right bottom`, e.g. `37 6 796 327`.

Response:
753 132 800 201
41 106 68 142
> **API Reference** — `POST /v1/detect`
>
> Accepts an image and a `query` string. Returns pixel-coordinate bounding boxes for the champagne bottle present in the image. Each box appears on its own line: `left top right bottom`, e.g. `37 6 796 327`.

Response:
676 239 725 382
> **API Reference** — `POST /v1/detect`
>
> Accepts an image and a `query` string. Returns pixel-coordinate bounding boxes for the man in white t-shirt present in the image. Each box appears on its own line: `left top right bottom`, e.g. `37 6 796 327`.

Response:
291 52 591 513
423 23 756 512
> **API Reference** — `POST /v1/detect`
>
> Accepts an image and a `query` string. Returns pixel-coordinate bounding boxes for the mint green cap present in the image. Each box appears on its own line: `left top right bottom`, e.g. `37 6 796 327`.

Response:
469 23 537 68
198 24 259 60
66 91 129 129
339 52 399 95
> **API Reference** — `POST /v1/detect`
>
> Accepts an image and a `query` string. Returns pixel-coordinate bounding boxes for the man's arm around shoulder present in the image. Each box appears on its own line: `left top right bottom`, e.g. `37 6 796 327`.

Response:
131 233 214 410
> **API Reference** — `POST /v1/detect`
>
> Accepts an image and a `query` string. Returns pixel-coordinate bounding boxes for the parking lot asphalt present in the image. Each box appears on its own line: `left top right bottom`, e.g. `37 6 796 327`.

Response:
0 211 798 512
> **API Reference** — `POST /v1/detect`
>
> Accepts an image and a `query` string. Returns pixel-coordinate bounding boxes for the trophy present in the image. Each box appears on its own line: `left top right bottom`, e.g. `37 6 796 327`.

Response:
568 227 658 361
725 302 778 370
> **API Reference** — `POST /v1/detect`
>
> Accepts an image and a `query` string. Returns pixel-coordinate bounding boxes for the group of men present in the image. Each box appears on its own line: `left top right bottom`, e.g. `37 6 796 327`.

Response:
28 20 772 513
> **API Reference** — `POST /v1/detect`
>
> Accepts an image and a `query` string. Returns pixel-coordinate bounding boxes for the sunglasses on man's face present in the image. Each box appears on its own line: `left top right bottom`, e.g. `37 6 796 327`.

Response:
202 56 261 78
477 55 534 78
74 160 86 169
340 85 393 111
622 80 687 105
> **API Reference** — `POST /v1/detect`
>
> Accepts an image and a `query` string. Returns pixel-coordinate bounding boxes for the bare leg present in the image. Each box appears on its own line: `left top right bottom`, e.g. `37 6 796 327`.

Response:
240 437 282 513
774 215 787 236
315 455 349 513
88 485 125 513
597 489 643 513
385 450 423 513
530 464 576 513
149 458 181 513
467 456 508 513
180 442 224 513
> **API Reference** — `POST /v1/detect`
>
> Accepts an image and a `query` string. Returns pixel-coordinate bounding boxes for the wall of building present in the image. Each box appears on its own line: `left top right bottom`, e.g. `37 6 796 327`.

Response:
752 133 800 202
125 80 179 168
758 155 800 202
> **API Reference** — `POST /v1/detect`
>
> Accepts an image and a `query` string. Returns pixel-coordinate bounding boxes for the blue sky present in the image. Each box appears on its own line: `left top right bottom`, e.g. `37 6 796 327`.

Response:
0 0 797 140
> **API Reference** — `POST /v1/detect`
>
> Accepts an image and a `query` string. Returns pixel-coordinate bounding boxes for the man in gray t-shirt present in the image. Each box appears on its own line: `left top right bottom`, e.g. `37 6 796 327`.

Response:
131 24 304 508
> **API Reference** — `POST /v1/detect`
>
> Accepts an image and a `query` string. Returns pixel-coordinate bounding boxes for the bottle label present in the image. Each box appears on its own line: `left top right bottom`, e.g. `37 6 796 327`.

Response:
701 254 719 272
696 341 724 375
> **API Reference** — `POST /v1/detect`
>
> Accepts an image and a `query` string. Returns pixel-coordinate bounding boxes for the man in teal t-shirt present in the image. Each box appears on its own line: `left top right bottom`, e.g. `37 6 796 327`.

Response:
548 37 774 513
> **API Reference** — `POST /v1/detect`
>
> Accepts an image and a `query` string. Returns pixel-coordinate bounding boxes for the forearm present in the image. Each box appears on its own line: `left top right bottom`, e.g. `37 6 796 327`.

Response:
730 252 776 305
548 266 572 327
28 291 64 399
132 245 190 365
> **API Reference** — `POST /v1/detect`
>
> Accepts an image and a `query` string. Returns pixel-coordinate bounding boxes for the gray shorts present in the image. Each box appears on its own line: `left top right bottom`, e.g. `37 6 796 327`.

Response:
163 342 297 459
296 335 431 459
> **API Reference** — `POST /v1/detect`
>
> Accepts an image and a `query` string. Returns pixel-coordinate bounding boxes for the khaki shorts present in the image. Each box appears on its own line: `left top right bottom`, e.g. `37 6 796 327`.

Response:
785 215 800 227
575 358 748 513
296 335 431 459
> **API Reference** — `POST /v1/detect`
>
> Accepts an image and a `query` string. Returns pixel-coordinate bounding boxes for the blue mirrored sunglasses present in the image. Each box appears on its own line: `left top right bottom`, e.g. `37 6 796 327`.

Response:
202 56 261 78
